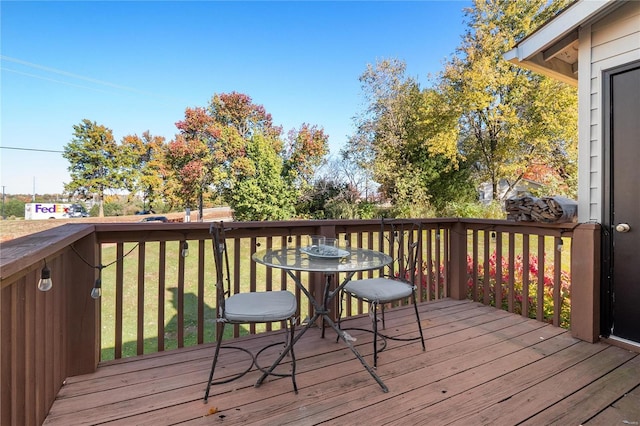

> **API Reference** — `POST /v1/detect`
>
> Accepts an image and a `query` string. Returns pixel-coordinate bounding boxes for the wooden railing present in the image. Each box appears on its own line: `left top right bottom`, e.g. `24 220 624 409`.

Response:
0 218 600 424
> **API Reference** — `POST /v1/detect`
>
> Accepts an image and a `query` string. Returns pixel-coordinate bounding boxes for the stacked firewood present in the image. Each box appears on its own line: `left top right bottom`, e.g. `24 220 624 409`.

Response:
505 196 577 223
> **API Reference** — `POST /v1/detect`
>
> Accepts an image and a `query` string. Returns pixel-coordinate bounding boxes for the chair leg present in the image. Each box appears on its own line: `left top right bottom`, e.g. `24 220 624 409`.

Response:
204 322 226 403
381 303 386 329
412 292 425 351
288 317 298 393
372 301 379 369
336 291 344 343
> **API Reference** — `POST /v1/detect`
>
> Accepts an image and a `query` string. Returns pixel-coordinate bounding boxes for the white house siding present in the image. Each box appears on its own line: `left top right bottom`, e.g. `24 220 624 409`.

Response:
577 1 640 222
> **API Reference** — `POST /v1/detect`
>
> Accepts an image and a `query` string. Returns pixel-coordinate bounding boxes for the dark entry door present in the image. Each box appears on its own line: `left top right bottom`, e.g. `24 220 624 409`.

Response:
607 63 640 344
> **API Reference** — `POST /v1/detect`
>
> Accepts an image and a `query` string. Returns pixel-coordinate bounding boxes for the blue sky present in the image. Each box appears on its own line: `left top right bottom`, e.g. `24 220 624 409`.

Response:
1 1 470 195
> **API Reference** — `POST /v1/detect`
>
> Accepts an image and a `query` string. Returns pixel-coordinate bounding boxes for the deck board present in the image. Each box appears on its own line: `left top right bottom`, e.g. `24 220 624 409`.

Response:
44 299 640 425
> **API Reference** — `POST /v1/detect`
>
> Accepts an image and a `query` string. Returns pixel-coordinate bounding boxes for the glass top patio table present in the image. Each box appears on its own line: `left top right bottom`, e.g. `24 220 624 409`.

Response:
252 246 393 274
252 246 393 392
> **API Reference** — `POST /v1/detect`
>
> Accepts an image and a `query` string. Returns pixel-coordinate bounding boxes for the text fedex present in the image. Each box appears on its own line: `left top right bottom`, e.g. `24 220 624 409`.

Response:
24 203 71 220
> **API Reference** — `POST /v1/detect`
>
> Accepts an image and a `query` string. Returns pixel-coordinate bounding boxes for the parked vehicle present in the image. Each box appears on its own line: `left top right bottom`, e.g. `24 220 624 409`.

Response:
139 216 168 223
67 204 89 218
24 203 88 219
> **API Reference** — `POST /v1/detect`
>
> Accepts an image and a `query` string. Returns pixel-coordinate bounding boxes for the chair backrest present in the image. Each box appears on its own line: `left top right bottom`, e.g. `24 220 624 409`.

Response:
210 221 231 318
384 220 422 286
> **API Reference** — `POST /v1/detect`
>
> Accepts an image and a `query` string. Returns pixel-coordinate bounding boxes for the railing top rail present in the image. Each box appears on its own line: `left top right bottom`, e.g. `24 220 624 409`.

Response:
0 223 95 287
462 220 582 236
92 218 460 243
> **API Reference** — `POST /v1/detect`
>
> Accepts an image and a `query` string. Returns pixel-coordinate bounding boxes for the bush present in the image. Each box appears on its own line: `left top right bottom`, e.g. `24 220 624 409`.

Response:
440 200 505 219
466 251 571 328
410 250 571 328
2 199 26 218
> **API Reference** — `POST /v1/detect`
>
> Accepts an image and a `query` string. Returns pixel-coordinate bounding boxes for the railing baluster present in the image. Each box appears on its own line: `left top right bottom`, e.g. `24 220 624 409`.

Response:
249 236 258 334
553 236 563 327
177 240 185 348
266 236 273 332
115 243 124 359
442 227 449 299
137 242 145 355
483 230 491 306
522 235 530 319
435 227 442 301
197 239 206 344
495 231 503 310
508 233 515 313
537 235 545 322
472 229 479 302
158 241 166 352
426 228 433 301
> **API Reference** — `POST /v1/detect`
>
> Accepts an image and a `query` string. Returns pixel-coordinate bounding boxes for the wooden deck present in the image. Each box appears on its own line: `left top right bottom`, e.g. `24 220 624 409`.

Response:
44 299 640 425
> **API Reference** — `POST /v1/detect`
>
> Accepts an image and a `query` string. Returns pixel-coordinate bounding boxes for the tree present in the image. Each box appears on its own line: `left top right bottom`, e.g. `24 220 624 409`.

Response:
169 106 224 215
208 92 281 140
227 133 296 221
119 131 167 211
63 119 122 217
283 123 329 191
166 92 331 220
164 131 212 210
345 59 472 216
3 198 25 218
440 0 577 201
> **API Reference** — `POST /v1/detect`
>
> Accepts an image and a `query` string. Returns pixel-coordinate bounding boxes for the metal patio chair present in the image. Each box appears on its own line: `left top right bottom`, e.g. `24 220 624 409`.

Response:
204 221 298 403
338 220 425 368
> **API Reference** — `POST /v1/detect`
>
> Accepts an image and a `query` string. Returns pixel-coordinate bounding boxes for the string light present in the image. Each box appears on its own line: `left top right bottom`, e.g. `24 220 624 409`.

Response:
91 277 102 299
182 241 190 257
71 243 139 298
38 260 53 292
91 265 105 299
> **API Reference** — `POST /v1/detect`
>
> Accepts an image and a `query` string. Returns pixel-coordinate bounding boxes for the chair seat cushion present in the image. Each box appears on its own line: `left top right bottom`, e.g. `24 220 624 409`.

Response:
225 290 297 323
343 277 413 303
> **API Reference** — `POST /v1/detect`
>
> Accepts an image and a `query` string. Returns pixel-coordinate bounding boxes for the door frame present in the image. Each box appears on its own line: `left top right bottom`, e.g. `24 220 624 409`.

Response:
601 60 640 339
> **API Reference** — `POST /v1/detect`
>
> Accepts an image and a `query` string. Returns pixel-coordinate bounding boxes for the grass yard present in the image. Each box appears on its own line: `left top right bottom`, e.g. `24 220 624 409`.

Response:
99 237 307 361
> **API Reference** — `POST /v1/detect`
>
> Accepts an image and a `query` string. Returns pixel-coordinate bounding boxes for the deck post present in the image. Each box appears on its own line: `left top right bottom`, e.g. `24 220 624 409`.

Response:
570 223 601 343
66 232 101 375
449 220 468 300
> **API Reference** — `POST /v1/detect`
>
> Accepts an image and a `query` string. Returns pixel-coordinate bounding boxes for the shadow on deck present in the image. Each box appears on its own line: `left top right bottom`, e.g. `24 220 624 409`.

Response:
44 299 640 425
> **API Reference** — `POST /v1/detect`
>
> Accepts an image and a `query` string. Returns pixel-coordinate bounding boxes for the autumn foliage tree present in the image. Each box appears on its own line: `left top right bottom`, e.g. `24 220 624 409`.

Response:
440 0 577 200
168 107 221 212
284 123 329 190
63 119 122 217
345 0 577 216
345 59 475 216
167 92 328 220
119 131 166 211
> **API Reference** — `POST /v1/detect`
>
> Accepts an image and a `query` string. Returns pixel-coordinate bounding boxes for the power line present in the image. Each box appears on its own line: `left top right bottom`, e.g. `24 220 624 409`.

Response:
0 146 64 153
1 55 149 94
1 67 124 95
1 55 189 104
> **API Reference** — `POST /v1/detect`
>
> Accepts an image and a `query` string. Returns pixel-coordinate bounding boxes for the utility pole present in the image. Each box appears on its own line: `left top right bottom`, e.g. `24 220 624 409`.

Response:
1 186 5 219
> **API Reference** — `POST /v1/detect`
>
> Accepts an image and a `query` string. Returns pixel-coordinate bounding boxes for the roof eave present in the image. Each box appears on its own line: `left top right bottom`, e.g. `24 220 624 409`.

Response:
504 0 620 84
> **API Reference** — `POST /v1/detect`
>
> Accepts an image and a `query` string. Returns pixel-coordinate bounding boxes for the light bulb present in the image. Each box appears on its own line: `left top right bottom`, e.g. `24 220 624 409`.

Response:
182 241 189 257
91 278 102 299
38 265 53 292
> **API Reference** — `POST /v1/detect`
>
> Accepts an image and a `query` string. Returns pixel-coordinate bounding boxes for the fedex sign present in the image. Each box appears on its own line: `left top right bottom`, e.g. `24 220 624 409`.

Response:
25 203 72 219
34 204 69 214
